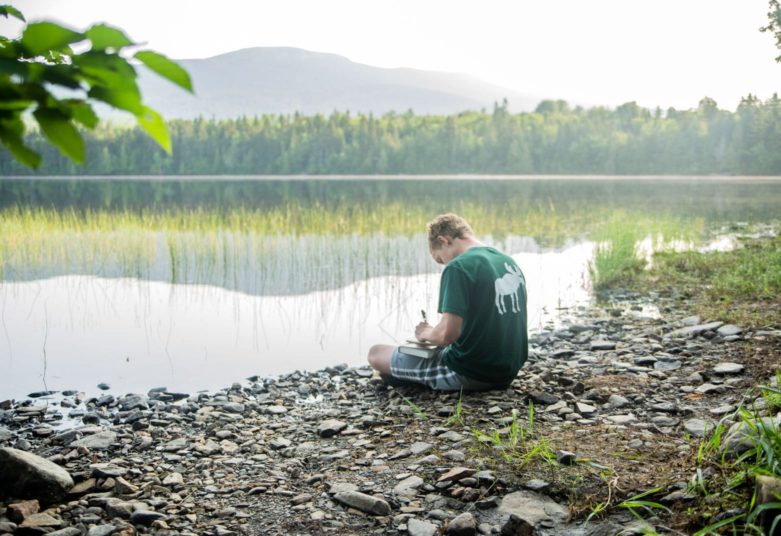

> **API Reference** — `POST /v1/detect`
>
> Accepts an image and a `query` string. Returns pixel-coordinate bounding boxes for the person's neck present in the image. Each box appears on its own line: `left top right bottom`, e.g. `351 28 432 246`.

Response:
452 236 484 257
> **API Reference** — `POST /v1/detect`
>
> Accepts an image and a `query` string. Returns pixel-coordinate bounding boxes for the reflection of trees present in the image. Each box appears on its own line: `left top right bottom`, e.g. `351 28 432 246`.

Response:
1 179 780 222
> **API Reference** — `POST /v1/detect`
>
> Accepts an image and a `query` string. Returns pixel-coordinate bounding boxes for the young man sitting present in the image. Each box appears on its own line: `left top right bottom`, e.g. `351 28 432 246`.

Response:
367 213 528 391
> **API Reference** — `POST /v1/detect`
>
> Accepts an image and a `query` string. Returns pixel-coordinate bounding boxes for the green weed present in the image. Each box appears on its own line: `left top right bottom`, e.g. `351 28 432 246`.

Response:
399 394 428 421
446 388 464 427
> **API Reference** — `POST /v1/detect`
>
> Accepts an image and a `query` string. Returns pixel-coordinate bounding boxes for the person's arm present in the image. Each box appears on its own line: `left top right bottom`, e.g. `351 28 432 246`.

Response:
415 313 463 346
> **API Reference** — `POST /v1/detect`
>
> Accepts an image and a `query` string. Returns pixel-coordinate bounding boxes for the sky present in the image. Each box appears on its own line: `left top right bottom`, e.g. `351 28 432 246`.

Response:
2 0 779 111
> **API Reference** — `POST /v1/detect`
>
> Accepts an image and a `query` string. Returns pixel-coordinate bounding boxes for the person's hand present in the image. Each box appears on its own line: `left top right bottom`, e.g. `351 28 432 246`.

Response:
415 322 430 341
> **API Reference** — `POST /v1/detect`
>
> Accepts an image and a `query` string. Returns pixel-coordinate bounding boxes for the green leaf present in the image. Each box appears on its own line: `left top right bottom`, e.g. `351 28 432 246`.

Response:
63 100 99 129
135 50 193 92
0 5 25 22
88 85 143 114
136 106 171 153
0 99 32 111
21 22 84 56
86 24 133 51
73 51 138 90
33 108 85 163
0 119 40 168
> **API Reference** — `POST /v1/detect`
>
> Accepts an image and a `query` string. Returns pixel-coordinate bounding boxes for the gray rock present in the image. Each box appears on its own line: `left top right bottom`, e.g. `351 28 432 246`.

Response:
439 431 465 442
669 321 723 338
162 437 188 451
498 490 568 525
18 512 64 529
195 439 222 455
48 528 83 536
394 475 424 498
654 360 682 371
606 414 638 425
528 391 559 405
695 383 727 395
162 472 184 487
333 491 391 515
69 431 117 450
328 482 359 494
500 514 535 536
408 518 438 536
438 467 476 482
651 416 679 427
446 512 476 535
551 349 575 359
0 426 12 442
87 526 119 536
104 498 135 518
576 402 597 417
608 395 630 408
722 416 781 457
681 315 701 326
410 441 434 455
118 394 148 411
0 447 74 504
712 362 745 375
129 510 167 526
318 419 347 438
524 479 550 492
683 418 713 438
269 437 292 450
717 324 743 337
590 340 616 351
222 402 246 414
556 450 577 465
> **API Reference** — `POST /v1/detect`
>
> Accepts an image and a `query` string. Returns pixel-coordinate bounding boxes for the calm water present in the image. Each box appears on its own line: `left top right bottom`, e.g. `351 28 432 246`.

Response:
1 176 780 400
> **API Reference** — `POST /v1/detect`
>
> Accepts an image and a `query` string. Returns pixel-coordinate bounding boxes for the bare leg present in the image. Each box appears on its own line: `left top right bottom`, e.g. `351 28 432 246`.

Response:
367 344 395 375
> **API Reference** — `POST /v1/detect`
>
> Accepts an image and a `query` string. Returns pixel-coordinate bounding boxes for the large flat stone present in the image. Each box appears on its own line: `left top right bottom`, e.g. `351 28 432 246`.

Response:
669 321 723 338
333 491 391 515
69 431 117 450
498 490 568 526
0 447 74 504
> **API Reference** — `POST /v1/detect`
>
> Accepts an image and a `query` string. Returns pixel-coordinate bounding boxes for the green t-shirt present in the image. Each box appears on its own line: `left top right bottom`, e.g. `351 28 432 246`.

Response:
439 246 528 384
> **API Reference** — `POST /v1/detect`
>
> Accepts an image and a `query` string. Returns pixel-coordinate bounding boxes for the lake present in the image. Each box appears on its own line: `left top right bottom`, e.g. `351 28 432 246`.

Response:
1 176 780 400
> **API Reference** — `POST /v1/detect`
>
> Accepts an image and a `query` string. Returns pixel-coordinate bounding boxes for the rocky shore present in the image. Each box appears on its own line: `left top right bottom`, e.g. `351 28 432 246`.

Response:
2 294 781 536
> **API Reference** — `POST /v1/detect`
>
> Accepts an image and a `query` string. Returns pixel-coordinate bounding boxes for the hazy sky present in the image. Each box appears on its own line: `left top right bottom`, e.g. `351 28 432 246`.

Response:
2 0 779 110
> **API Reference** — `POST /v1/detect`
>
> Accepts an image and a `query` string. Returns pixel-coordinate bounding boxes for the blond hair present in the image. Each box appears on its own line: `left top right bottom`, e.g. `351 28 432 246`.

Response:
426 213 474 249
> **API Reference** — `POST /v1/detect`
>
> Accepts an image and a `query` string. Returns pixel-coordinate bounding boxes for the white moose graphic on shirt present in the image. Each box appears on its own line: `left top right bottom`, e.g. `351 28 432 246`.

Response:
494 262 523 315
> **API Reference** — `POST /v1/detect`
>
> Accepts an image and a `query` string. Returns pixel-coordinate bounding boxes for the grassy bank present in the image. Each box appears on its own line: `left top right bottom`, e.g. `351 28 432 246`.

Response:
597 233 780 328
592 230 781 533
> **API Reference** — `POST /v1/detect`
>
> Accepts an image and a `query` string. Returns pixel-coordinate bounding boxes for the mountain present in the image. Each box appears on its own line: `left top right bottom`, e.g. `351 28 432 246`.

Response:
137 47 541 118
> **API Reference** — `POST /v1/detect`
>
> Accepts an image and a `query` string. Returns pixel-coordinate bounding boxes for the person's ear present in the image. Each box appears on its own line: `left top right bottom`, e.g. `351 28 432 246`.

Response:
437 235 450 247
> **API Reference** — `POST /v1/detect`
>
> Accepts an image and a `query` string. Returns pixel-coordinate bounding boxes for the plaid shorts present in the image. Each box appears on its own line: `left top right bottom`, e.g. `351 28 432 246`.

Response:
389 347 507 391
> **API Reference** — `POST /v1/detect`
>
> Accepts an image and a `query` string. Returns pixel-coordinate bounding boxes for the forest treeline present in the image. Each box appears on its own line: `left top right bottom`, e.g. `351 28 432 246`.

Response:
2 96 781 175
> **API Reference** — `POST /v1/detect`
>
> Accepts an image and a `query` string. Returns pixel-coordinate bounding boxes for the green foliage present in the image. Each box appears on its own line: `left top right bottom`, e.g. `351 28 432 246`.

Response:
0 4 192 167
445 388 464 427
644 236 781 327
2 94 781 175
470 402 554 469
762 0 781 63
590 213 646 290
616 487 670 519
691 391 781 534
399 394 428 420
763 374 781 411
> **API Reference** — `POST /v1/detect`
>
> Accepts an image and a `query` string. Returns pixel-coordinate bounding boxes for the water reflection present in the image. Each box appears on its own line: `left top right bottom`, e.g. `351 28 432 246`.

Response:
0 240 594 399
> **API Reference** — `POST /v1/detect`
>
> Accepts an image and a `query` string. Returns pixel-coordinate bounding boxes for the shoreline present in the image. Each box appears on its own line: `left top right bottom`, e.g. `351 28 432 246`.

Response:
2 290 779 535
